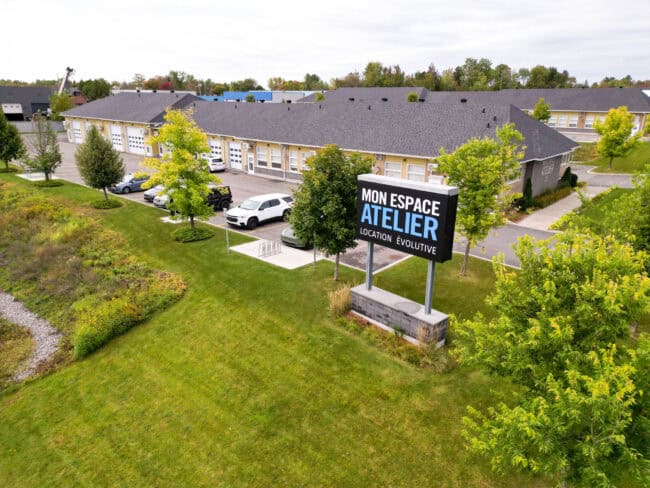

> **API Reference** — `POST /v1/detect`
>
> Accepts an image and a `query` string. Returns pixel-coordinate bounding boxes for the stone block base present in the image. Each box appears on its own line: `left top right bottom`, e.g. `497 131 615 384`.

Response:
351 285 447 346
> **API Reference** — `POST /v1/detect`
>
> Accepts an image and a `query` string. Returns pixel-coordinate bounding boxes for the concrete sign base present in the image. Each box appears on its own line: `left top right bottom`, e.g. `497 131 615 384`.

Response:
350 285 447 347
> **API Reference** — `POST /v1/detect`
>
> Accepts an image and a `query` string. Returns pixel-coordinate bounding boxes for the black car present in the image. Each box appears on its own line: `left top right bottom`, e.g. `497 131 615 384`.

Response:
207 186 233 210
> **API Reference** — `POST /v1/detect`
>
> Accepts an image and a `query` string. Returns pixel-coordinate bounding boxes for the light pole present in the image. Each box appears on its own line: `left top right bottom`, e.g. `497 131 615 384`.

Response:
223 202 230 254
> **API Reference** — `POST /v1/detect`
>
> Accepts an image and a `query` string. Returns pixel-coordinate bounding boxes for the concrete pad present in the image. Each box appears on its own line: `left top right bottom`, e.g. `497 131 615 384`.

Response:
517 186 607 231
16 173 60 181
230 239 324 270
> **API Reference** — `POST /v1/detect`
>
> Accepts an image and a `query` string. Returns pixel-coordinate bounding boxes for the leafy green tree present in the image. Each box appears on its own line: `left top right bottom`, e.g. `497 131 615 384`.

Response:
314 92 325 102
290 145 373 280
532 97 551 123
75 125 125 201
268 77 285 90
303 73 328 90
142 109 219 231
407 92 418 102
437 123 524 275
49 92 73 121
594 106 641 169
0 107 25 171
229 78 262 91
245 94 255 102
455 232 650 487
78 79 111 101
23 114 61 181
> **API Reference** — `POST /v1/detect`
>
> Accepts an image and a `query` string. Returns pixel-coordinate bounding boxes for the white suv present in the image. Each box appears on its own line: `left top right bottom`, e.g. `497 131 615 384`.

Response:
226 193 293 229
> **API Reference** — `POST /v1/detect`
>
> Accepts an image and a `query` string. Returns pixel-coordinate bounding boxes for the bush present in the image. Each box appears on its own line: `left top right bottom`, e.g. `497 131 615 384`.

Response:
571 143 598 162
532 185 572 208
560 166 579 188
33 180 64 188
328 287 351 318
0 166 18 173
91 198 123 209
171 226 215 243
516 178 534 210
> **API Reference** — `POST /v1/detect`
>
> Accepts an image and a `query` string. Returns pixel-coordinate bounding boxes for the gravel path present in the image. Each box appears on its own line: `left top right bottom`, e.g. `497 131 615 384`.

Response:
0 291 62 381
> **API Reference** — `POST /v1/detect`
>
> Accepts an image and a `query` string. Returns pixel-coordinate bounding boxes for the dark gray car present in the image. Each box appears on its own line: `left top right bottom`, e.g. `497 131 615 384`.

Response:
109 174 150 194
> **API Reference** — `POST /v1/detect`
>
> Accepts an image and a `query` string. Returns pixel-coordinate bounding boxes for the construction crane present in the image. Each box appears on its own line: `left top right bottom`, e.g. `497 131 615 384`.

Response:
58 67 74 95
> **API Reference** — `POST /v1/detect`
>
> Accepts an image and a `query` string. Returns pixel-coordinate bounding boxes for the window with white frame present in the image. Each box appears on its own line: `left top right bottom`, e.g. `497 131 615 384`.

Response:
301 151 315 170
568 115 578 128
209 140 222 158
288 151 298 172
384 162 402 178
547 115 558 127
270 148 282 169
256 147 268 166
557 115 568 128
406 164 425 181
584 115 595 128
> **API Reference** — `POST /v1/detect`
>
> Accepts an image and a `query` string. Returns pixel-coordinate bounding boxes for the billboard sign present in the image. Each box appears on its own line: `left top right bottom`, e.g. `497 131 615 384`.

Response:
356 174 458 262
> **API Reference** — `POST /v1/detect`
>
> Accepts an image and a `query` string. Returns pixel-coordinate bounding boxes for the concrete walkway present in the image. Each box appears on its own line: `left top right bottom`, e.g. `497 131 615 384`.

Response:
517 185 607 231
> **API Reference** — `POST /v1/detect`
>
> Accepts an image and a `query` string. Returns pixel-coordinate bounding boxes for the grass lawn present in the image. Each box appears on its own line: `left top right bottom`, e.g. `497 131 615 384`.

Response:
574 141 650 173
0 175 637 487
0 318 32 385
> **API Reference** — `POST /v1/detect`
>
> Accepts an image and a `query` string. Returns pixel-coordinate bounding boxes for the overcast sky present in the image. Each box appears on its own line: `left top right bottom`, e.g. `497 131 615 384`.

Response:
3 0 649 87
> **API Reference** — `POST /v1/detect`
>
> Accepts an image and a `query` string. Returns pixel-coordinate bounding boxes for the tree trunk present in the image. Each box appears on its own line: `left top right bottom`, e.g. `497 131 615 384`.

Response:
461 241 470 276
609 156 613 169
102 187 108 201
190 215 195 230
44 172 50 182
2 160 8 170
334 253 340 281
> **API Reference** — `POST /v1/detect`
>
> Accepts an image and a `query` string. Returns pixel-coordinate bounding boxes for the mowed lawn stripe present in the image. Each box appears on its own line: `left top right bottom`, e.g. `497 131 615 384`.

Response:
0 176 548 487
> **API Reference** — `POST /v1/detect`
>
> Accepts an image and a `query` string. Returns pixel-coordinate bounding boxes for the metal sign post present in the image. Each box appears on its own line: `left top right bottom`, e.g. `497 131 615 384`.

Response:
424 260 436 315
223 203 230 254
365 241 374 290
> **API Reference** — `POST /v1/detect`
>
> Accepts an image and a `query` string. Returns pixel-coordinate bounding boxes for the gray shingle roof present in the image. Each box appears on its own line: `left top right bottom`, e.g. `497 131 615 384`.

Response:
0 85 54 118
424 88 650 113
191 100 577 161
297 87 427 103
61 92 200 123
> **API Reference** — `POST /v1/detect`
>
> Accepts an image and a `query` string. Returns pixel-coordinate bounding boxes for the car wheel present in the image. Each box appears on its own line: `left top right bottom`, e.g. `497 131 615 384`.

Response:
282 209 291 221
122 187 131 194
247 217 258 230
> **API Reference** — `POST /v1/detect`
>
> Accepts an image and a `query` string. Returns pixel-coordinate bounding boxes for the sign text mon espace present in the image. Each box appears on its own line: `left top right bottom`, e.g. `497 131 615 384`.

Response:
356 174 458 262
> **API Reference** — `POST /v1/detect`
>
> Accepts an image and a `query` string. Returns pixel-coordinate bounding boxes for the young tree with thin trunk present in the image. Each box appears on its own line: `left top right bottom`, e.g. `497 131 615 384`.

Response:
437 123 524 275
23 114 62 181
594 106 641 169
0 107 25 171
454 231 650 487
142 109 218 231
532 97 551 123
75 125 125 201
290 145 373 280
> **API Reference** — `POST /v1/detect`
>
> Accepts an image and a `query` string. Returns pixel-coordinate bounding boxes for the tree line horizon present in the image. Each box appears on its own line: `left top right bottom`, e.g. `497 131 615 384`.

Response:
2 58 649 98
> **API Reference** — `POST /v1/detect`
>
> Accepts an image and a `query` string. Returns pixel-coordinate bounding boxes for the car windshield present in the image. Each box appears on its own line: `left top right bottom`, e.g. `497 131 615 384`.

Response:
239 199 260 210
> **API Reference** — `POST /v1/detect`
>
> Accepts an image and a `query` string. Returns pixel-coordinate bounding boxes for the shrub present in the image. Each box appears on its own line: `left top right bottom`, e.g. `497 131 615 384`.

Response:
560 166 579 188
516 178 533 210
532 185 572 208
0 166 18 173
571 142 598 162
33 180 64 188
407 92 418 102
328 287 351 317
171 226 214 242
91 198 123 209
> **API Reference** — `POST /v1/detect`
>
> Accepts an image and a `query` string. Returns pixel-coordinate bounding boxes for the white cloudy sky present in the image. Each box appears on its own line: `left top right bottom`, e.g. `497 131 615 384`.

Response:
2 0 649 86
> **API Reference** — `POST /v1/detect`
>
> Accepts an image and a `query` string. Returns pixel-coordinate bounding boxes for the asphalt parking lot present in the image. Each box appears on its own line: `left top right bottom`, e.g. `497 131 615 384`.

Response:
53 138 404 271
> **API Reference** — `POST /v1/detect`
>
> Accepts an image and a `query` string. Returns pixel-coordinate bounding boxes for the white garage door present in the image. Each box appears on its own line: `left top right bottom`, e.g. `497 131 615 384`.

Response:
110 125 124 151
127 127 146 155
72 121 82 143
229 142 242 170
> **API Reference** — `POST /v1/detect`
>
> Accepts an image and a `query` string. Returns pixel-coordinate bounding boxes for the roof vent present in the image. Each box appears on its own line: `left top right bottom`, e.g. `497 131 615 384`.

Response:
460 98 468 103
487 122 491 128
418 98 425 102
136 88 140 93
152 89 157 93
381 97 388 102
170 89 175 93
288 106 290 111
493 115 497 121
319 104 322 109
481 107 485 113
368 105 371 110
348 97 355 102
234 104 237 109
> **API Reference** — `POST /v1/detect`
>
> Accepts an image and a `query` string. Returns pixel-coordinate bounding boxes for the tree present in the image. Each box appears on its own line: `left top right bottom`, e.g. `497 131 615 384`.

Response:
229 78 262 91
290 145 373 280
594 106 641 169
455 232 650 487
142 109 218 231
49 92 73 121
532 97 551 123
268 77 285 90
245 94 255 102
23 114 61 181
0 107 25 171
75 125 125 201
314 92 325 102
78 79 111 101
437 123 524 275
132 73 145 88
303 73 328 90
406 92 418 102
331 71 362 88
